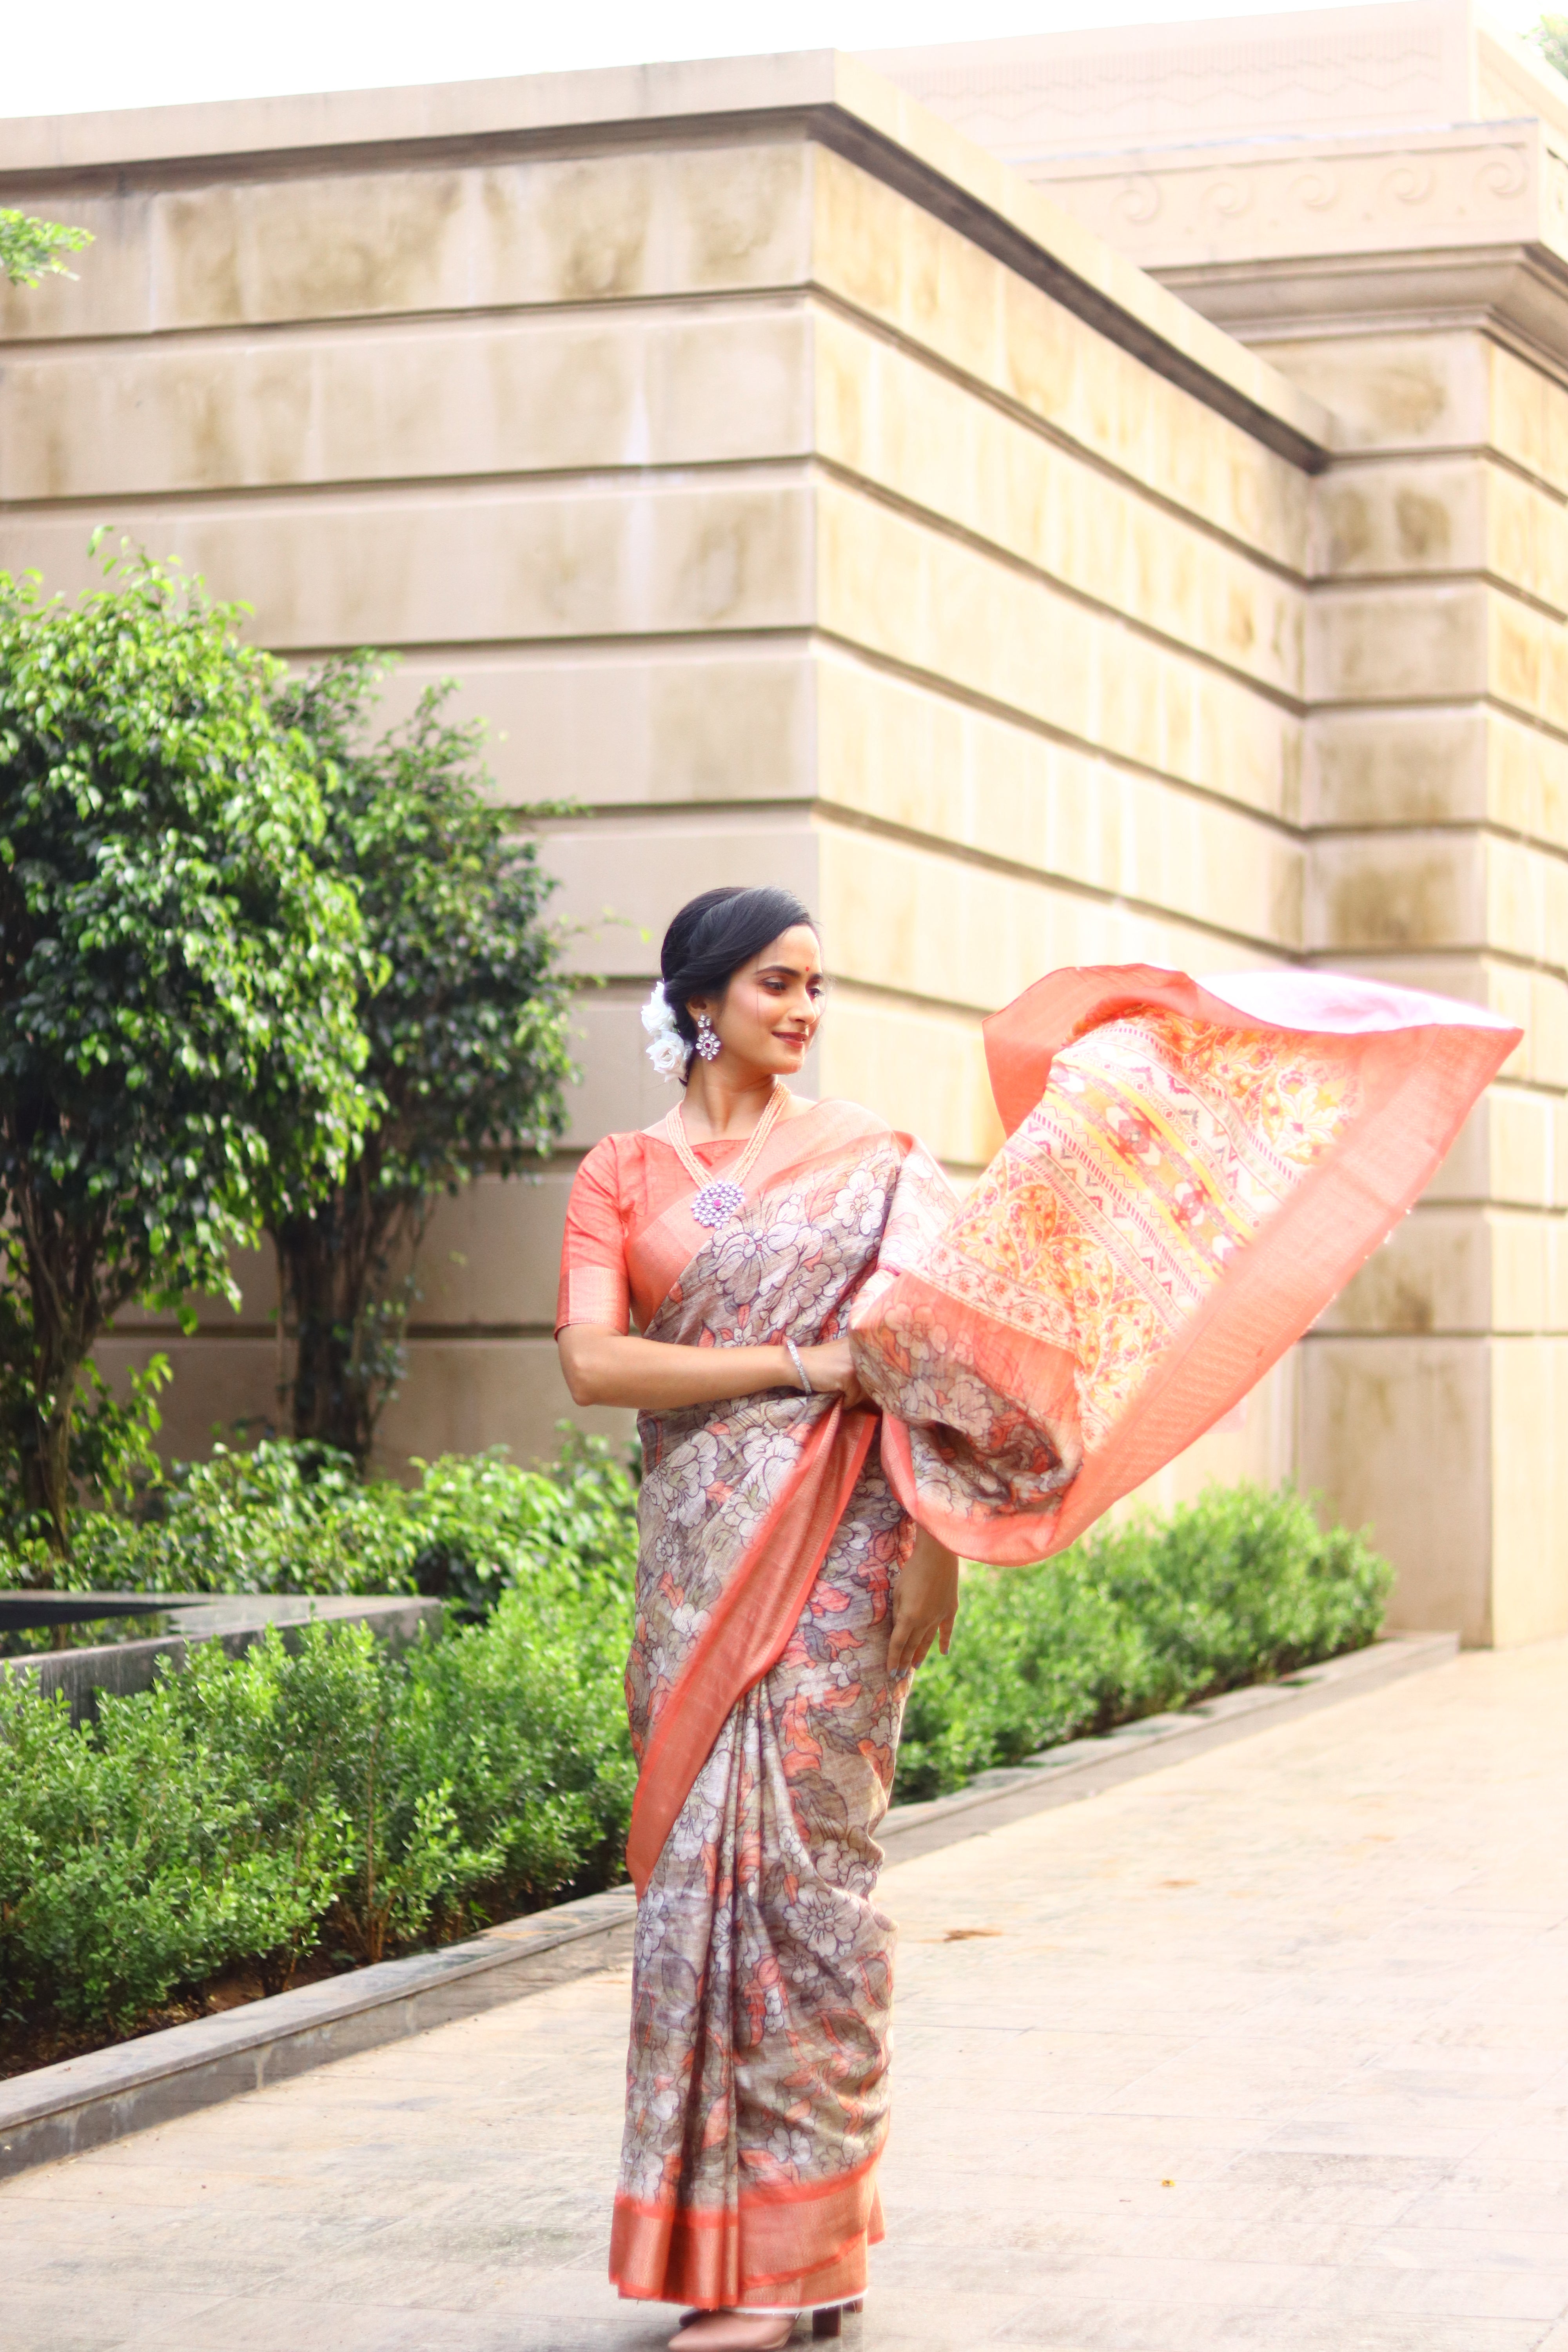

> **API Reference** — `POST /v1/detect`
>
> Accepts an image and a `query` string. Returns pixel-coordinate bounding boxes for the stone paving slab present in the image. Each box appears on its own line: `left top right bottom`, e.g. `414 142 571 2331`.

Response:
5 1637 1568 2352
0 1887 641 2182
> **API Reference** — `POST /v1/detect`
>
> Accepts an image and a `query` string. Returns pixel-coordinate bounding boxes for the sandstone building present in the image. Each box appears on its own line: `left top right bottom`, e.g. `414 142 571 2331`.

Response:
0 0 1562 1643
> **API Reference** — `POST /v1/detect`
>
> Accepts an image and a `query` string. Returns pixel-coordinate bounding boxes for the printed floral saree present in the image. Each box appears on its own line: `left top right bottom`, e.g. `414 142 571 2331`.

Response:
557 966 1519 2316
559 1101 954 2313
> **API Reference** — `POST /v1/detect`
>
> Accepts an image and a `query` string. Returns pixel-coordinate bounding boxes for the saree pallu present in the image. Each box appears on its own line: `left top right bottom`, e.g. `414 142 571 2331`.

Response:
589 1109 955 2312
852 965 1522 1561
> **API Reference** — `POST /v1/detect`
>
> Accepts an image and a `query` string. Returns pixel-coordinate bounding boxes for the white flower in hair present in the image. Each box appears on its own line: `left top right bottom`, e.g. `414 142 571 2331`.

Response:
641 980 689 1080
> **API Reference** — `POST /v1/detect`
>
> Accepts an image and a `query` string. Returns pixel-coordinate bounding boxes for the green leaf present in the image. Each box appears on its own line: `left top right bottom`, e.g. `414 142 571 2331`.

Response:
263 655 576 1463
0 210 92 291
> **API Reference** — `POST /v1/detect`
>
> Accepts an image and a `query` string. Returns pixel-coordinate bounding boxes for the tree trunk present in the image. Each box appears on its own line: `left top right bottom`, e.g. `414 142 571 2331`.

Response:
27 1386 76 1557
272 1181 419 1472
10 1227 94 1566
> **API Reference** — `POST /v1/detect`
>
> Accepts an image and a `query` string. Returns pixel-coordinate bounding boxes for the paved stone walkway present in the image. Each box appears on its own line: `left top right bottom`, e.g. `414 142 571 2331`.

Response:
6 1639 1568 2352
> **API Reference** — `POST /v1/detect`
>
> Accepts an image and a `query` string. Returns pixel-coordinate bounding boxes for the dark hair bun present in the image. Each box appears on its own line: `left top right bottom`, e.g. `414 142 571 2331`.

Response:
659 886 818 1065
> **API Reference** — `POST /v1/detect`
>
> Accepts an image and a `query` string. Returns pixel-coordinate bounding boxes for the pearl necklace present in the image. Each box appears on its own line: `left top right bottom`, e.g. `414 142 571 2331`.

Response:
665 1083 789 1229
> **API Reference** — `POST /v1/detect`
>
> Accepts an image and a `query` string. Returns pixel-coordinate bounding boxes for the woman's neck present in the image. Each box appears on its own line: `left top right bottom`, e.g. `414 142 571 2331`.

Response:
679 1065 782 1142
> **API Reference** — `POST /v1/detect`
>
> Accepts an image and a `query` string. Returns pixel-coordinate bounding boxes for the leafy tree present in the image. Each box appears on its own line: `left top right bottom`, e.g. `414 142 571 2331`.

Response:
263 655 573 1468
0 210 91 289
1532 15 1568 76
0 546 371 1559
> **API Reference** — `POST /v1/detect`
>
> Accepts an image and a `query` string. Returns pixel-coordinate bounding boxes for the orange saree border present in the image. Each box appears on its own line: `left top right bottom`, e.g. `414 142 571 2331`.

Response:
610 2151 884 2308
624 1401 879 1898
874 1289 1079 1564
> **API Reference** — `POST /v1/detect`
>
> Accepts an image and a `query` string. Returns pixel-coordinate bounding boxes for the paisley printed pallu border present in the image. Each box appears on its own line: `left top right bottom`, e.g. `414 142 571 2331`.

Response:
854 964 1521 1565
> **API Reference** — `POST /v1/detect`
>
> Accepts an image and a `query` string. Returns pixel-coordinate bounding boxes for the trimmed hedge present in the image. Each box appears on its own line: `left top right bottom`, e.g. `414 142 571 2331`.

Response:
895 1482 1393 1803
0 1469 1390 2059
53 1436 639 1617
0 1578 634 2041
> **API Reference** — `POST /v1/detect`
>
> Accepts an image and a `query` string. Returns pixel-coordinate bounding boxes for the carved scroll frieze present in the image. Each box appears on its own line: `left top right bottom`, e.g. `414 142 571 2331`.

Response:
1031 125 1545 272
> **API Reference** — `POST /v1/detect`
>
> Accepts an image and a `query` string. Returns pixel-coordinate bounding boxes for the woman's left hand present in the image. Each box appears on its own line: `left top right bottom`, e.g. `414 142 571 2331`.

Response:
887 1526 960 1677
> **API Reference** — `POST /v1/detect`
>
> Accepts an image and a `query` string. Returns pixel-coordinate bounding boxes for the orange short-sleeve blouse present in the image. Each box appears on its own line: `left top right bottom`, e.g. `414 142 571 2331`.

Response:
555 1103 893 1337
556 1129 784 1335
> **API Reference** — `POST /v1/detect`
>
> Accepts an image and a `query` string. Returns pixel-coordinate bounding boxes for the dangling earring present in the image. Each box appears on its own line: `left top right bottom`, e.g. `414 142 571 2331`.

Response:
694 1012 722 1062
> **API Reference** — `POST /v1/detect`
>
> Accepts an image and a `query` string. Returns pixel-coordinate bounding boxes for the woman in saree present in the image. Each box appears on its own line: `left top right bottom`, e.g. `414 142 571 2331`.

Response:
556 884 962 2351
557 884 1520 2352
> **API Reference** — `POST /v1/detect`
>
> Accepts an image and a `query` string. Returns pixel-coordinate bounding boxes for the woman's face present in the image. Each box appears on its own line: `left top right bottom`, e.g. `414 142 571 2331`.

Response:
690 924 824 1079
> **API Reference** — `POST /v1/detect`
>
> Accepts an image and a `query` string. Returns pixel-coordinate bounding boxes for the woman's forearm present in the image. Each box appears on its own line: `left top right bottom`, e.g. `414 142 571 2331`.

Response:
558 1325 798 1410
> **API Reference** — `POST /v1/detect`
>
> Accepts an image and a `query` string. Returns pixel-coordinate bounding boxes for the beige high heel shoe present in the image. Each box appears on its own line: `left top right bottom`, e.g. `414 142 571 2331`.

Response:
669 2304 864 2348
667 2314 797 2351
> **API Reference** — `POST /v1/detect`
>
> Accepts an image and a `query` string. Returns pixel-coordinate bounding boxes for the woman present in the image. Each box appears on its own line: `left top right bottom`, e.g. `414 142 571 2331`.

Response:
557 885 961 2350
557 889 1519 2352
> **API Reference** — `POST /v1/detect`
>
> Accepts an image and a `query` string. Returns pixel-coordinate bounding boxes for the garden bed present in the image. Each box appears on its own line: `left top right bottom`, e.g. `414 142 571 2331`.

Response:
2 1592 441 1724
0 1452 1392 2080
2 1631 1462 2185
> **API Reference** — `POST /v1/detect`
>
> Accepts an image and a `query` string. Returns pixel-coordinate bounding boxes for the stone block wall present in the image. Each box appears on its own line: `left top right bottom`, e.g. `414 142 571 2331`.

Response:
871 2 1568 1641
1273 327 1568 1646
1 43 1555 1639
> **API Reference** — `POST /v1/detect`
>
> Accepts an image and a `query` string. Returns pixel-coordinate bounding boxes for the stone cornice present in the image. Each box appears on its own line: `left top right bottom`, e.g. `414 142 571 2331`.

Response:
1161 241 1568 374
0 49 1331 472
0 50 846 175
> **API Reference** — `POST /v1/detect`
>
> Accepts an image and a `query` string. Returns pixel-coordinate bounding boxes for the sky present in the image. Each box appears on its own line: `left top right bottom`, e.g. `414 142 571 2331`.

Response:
0 0 1550 123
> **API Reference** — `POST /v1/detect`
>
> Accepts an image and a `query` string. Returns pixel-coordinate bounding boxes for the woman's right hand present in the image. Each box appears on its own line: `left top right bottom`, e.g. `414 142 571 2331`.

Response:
794 1338 867 1408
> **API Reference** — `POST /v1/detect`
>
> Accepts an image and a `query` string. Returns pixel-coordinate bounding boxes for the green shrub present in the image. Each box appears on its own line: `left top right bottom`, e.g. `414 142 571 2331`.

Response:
0 1548 637 2036
61 1440 414 1598
395 1441 640 1619
0 1641 348 2029
391 1580 636 1940
894 1483 1393 1803
56 1432 638 1614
